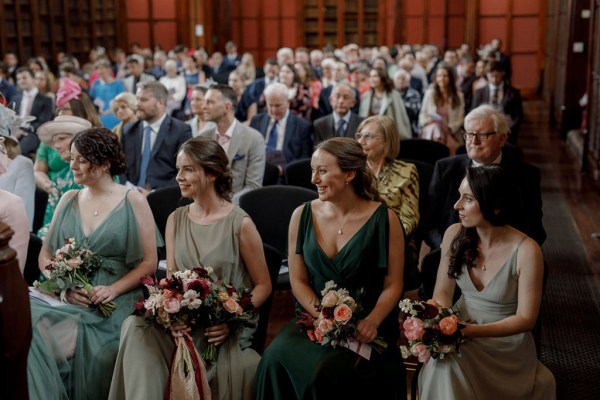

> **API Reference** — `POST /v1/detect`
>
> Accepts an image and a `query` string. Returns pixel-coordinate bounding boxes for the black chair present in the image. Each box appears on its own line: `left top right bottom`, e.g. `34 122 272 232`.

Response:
284 158 315 191
263 162 280 186
24 233 43 285
32 188 48 234
398 138 450 165
251 243 283 354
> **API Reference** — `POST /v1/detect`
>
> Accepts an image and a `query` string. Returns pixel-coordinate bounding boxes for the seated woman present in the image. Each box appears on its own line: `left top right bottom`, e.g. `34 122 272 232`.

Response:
110 92 138 141
109 136 272 400
355 115 420 289
419 165 555 400
255 137 406 400
28 128 158 399
187 85 216 137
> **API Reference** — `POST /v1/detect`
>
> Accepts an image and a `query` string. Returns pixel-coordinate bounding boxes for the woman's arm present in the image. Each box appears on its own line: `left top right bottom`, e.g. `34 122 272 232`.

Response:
355 208 404 343
418 89 435 128
288 205 321 317
239 216 272 309
34 158 53 193
89 191 157 305
432 223 461 308
462 237 544 339
164 211 177 276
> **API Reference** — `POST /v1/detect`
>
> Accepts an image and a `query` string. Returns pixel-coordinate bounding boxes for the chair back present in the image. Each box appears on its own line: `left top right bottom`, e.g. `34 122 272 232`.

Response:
251 243 283 354
398 138 450 165
284 158 315 191
33 188 48 234
146 186 186 240
239 186 318 255
263 162 280 186
24 233 43 285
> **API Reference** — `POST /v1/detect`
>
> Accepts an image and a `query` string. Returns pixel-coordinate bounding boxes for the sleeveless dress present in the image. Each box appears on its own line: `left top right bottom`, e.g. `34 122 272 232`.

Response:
419 238 556 400
255 202 406 400
109 206 260 400
27 190 146 400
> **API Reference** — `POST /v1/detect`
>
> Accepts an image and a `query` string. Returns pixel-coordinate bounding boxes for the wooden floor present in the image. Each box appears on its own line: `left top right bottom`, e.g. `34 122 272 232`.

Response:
263 99 600 398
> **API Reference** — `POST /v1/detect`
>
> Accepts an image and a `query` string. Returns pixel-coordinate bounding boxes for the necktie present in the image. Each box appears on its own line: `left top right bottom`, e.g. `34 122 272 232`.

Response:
267 120 278 152
337 119 346 137
491 88 499 106
138 125 152 188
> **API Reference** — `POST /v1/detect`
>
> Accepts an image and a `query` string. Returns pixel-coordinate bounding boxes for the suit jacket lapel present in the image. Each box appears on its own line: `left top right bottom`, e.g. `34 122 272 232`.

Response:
283 115 295 151
347 114 360 138
227 122 243 163
380 93 392 115
151 115 169 158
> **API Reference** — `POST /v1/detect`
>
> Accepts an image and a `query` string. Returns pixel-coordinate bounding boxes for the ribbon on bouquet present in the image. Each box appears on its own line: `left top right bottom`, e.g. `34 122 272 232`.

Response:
165 334 211 400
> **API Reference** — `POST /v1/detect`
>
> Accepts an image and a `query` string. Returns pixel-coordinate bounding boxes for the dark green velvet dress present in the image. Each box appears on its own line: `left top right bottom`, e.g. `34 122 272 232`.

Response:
255 202 406 400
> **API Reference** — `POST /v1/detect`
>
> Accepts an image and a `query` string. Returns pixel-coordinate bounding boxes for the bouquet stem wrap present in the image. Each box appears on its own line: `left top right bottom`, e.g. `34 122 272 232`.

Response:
165 334 211 400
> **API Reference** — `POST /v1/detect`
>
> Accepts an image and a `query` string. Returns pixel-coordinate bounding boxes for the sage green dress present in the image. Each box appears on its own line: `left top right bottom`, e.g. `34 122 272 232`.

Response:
109 206 260 400
27 190 147 400
255 202 406 400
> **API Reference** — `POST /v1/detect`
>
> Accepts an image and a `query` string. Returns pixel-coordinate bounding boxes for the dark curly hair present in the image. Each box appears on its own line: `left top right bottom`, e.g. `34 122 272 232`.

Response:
178 136 233 202
70 128 127 176
447 164 512 278
316 137 382 203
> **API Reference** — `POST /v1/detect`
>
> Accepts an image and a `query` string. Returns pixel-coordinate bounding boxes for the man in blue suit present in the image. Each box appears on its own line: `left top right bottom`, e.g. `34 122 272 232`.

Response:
121 81 192 193
250 82 313 174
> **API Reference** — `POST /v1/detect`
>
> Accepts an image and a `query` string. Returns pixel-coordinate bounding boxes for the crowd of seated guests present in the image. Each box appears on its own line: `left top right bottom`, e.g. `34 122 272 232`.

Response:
0 37 547 400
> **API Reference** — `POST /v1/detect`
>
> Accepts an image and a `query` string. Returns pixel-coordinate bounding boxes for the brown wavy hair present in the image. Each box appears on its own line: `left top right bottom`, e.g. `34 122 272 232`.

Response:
70 128 127 176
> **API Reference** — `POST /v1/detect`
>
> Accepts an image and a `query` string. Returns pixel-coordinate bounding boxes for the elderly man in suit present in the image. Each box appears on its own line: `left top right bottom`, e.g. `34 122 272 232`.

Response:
199 84 265 204
317 61 361 118
123 55 156 94
11 67 54 158
313 81 364 145
472 61 523 145
250 82 313 173
424 105 545 250
121 81 191 193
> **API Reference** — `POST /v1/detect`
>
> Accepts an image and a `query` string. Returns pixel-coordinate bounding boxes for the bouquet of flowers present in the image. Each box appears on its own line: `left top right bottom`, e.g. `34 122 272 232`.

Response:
398 298 465 364
296 281 387 359
33 237 116 317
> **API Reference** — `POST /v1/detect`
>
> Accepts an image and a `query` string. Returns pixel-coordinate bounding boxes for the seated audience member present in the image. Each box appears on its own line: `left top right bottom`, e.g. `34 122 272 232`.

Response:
359 67 412 140
309 49 323 79
0 136 29 273
12 67 55 158
110 92 138 141
419 62 465 152
55 77 101 126
89 59 125 129
148 51 167 80
318 61 361 118
250 82 313 172
356 115 420 287
228 70 248 121
472 61 523 145
159 59 187 118
257 63 312 122
198 84 265 204
349 62 371 97
0 135 35 230
0 62 17 105
236 52 257 86
418 164 555 400
242 58 279 122
313 81 364 145
424 105 545 250
456 55 477 112
28 128 158 400
223 40 243 71
109 136 271 400
255 137 406 400
393 69 422 137
123 54 156 94
295 61 323 112
121 81 192 193
187 85 216 137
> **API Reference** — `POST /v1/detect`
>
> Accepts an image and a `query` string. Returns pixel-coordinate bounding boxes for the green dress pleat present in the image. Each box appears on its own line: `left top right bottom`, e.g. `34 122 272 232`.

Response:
255 202 407 400
27 190 145 400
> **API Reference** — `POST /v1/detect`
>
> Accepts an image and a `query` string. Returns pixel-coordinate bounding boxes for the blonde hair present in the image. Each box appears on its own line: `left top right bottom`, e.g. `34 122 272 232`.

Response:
110 92 137 114
357 115 400 161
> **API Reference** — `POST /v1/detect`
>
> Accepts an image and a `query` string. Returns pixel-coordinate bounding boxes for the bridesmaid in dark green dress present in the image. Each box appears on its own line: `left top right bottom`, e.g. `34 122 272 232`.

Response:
256 137 407 400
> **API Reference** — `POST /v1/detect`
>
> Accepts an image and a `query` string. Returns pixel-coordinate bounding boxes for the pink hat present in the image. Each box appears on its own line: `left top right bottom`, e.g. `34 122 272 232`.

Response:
56 78 82 108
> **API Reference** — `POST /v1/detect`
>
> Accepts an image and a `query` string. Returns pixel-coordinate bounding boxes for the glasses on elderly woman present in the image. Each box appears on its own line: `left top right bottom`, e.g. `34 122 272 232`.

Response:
462 131 497 142
355 132 383 141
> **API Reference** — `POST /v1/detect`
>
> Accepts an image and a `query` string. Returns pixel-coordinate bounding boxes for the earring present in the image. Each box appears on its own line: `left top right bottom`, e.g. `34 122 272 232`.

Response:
345 181 349 185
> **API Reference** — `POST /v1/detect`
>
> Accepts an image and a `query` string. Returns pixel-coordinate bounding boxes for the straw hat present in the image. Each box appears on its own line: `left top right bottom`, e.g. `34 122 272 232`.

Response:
38 115 92 146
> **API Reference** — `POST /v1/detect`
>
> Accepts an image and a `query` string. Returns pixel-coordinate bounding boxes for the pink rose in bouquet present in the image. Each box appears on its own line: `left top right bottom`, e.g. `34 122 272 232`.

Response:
403 317 425 341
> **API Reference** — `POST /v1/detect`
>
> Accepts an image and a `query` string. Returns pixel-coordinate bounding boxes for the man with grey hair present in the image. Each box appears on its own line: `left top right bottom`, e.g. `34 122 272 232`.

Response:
276 47 294 66
121 81 191 193
424 104 545 250
313 81 363 145
249 82 312 172
124 54 156 93
393 69 421 137
318 61 360 118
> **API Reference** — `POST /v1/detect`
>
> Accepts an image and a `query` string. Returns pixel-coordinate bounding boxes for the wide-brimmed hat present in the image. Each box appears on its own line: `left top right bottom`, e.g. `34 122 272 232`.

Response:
38 115 92 146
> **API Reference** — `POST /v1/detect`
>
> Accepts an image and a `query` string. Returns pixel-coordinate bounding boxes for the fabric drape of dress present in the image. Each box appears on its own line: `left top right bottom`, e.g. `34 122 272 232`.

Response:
109 206 260 400
255 202 406 400
418 238 556 400
27 191 148 400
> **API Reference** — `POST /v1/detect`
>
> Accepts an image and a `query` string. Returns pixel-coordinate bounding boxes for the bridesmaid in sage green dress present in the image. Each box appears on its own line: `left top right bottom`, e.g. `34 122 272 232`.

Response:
255 137 407 400
27 128 158 400
109 136 271 400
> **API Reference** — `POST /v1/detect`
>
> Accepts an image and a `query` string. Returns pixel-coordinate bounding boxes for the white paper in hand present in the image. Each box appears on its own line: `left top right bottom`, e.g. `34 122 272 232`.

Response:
342 337 373 360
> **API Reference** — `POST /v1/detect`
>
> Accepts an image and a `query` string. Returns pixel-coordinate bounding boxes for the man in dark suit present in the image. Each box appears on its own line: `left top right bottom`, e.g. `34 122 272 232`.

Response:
318 61 360 118
472 61 523 145
11 67 54 158
0 62 17 105
314 81 363 145
121 81 192 193
237 59 279 122
424 105 545 250
250 82 313 172
222 41 242 72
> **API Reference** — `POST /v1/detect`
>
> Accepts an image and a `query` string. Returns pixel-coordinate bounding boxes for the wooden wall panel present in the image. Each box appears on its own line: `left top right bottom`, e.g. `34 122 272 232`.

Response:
152 0 175 19
153 21 177 50
126 0 149 19
480 0 508 15
513 0 540 14
405 18 425 44
127 22 151 48
478 17 508 45
427 16 445 49
511 17 538 52
511 54 538 88
448 17 466 48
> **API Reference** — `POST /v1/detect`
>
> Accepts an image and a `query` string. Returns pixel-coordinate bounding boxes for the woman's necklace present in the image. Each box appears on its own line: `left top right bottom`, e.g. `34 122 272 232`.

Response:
478 228 506 271
335 212 351 235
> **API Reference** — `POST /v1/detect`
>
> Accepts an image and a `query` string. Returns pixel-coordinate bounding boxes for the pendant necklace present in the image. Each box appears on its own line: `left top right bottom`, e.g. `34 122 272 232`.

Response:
336 213 351 235
479 228 506 271
93 210 99 217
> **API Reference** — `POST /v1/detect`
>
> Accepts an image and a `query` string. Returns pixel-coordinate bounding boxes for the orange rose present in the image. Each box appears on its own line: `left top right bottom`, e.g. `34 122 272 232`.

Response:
333 304 353 324
223 298 242 315
439 316 458 335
